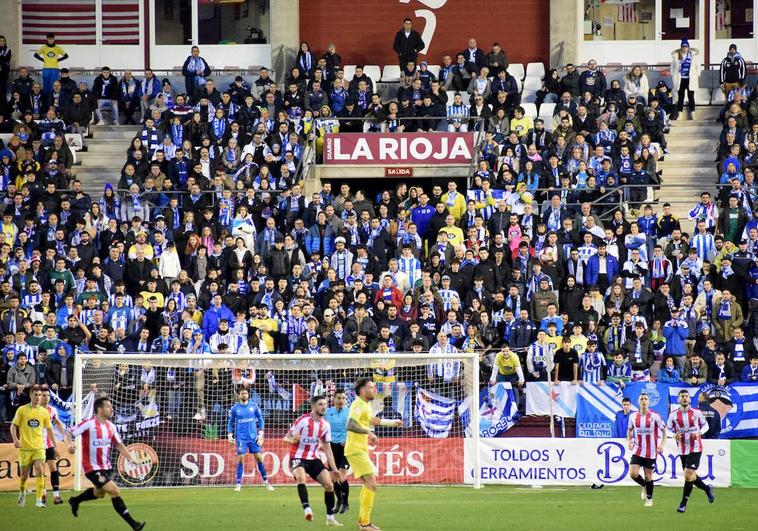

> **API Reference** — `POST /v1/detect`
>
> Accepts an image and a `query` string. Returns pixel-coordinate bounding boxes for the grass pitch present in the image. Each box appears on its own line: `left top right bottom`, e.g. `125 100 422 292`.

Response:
3 485 758 530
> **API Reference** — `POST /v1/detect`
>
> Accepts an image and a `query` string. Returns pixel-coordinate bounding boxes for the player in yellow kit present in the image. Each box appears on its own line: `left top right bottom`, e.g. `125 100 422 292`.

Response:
11 384 52 508
345 378 402 531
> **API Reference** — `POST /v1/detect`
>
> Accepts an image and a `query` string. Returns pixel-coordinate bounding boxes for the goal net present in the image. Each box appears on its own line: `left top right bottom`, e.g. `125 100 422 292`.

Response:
73 353 481 490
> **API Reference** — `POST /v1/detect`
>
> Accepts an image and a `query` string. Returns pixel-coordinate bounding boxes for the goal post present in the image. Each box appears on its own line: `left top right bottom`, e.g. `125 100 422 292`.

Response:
73 353 481 490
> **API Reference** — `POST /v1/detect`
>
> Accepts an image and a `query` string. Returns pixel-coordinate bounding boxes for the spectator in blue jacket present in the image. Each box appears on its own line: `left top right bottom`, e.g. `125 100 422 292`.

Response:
663 308 689 372
584 242 619 291
614 397 633 437
305 212 335 257
657 356 681 383
202 294 235 338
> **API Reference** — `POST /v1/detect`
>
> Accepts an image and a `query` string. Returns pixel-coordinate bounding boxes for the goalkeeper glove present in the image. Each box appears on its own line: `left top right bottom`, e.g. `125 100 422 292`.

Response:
256 431 264 446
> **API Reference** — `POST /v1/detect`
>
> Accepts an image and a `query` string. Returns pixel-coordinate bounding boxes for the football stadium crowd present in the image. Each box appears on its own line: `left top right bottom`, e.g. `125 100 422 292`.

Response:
1 27 758 428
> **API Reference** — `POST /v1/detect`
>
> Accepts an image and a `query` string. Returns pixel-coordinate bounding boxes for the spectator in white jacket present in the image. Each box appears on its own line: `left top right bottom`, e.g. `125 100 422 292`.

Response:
159 242 182 286
623 65 649 105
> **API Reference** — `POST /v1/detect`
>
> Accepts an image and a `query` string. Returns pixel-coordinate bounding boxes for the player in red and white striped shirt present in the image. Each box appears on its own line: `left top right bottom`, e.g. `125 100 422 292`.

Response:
626 393 666 506
40 387 67 505
283 395 344 527
666 389 715 513
64 395 146 530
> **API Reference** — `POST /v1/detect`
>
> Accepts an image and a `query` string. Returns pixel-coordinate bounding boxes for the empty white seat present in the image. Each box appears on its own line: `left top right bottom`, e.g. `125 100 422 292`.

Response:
514 77 523 92
446 90 459 103
520 90 537 104
363 65 382 84
711 90 725 105
381 65 401 82
343 65 357 81
65 133 83 151
526 62 545 79
0 133 12 146
522 76 542 91
521 103 538 118
539 103 556 117
694 88 713 105
507 63 525 80
427 64 440 77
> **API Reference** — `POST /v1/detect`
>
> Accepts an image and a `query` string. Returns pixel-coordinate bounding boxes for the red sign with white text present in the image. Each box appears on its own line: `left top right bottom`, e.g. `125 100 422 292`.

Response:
162 436 463 485
323 133 474 165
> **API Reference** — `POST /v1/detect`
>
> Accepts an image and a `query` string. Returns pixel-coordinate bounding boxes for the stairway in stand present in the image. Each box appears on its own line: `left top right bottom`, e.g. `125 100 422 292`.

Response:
657 106 722 234
74 125 139 196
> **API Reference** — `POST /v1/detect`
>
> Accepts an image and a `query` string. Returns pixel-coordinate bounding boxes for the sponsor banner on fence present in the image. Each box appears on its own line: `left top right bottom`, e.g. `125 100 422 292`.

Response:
0 442 74 492
323 133 475 165
576 382 669 438
464 438 731 487
112 436 462 487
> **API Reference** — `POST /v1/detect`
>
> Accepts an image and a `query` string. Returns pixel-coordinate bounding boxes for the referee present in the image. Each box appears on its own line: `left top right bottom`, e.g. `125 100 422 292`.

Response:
325 389 350 514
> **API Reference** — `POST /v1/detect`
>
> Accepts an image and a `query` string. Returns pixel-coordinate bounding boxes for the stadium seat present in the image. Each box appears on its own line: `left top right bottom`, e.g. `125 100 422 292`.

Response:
539 103 556 117
521 103 538 119
0 133 12 146
427 65 440 78
507 63 525 80
343 65 357 82
381 65 401 82
526 62 545 79
710 89 725 105
446 90 459 102
514 77 523 93
522 76 542 91
695 88 712 105
363 65 382 84
520 90 537 104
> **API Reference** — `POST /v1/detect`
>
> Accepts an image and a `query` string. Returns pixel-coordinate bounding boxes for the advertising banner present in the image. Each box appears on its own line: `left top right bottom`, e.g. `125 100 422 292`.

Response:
464 438 731 487
108 437 463 488
323 133 475 165
0 442 74 491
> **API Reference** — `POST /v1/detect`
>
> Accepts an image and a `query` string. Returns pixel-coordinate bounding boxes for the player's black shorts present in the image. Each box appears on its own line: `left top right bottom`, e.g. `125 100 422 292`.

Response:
85 469 114 489
680 452 702 470
291 458 326 481
331 443 349 470
45 447 56 461
630 455 657 469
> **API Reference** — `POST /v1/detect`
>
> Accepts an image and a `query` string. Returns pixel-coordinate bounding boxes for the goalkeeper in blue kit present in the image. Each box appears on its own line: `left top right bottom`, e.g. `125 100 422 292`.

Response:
228 388 275 491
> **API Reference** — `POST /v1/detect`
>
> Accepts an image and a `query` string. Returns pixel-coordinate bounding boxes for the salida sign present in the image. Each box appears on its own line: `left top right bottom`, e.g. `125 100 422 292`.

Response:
324 133 474 165
171 437 461 485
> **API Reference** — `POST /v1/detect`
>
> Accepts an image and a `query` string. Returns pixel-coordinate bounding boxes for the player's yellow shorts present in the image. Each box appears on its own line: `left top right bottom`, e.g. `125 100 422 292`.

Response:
346 453 375 479
18 448 45 467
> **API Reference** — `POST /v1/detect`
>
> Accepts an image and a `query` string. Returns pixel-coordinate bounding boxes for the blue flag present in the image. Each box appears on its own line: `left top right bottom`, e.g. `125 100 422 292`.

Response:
416 387 457 438
669 383 758 439
576 383 627 437
576 382 669 438
459 383 520 437
623 382 669 419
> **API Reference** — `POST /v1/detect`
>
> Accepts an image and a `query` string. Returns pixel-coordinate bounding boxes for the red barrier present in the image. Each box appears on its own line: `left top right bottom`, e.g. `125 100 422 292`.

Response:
146 436 463 486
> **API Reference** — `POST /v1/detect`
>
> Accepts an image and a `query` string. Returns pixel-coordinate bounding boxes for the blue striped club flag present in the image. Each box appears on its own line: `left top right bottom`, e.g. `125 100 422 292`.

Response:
416 387 457 438
459 383 520 437
576 383 632 438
